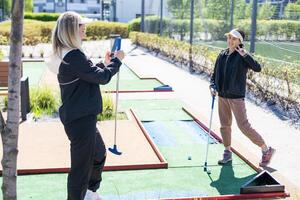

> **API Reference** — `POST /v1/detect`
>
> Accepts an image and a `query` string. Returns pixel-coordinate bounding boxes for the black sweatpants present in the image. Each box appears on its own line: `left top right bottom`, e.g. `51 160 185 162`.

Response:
64 115 107 200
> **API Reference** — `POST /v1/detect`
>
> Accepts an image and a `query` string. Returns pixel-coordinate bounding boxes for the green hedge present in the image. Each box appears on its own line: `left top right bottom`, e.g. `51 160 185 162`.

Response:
1 17 298 45
128 16 300 41
284 3 300 20
0 19 128 45
130 32 300 106
238 20 300 40
128 17 141 33
0 19 55 45
24 12 60 21
97 94 114 121
86 21 128 40
128 16 228 40
30 86 59 117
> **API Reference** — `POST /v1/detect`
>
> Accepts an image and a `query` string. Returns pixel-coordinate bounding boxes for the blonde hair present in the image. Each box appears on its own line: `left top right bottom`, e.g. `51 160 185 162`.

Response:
52 11 82 59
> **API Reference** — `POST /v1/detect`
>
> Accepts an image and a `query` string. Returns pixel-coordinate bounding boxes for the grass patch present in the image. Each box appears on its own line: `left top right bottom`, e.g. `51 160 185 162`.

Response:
97 94 128 121
197 40 300 64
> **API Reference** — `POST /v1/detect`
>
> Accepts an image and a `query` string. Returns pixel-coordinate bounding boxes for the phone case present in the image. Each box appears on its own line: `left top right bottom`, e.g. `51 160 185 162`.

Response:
111 37 122 52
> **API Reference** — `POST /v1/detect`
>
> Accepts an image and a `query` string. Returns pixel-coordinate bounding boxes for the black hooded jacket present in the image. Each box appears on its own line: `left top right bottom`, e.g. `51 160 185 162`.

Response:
210 49 261 98
58 49 122 124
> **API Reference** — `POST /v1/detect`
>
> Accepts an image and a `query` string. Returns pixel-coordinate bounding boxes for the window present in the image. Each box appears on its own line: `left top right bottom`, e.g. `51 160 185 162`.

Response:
81 0 85 3
69 0 73 3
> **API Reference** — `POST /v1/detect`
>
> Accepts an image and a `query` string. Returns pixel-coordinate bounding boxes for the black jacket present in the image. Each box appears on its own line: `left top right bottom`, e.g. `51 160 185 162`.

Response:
210 49 261 98
58 49 122 124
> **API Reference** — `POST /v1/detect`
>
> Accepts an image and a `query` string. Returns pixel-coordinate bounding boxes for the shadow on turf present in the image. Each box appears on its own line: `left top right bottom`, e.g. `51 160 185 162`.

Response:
210 163 257 195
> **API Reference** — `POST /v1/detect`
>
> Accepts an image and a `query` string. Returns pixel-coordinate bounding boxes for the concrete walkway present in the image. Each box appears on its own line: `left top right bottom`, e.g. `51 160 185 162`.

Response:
120 39 300 199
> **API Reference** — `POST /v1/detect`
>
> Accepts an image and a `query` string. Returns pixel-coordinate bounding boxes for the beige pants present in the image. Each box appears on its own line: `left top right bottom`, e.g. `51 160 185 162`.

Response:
218 97 265 147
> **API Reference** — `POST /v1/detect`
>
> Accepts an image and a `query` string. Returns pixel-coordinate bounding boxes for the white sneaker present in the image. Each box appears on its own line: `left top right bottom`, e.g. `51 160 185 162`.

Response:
84 189 102 200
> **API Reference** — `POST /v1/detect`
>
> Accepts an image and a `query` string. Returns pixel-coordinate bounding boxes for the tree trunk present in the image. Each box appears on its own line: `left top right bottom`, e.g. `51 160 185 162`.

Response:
1 0 24 199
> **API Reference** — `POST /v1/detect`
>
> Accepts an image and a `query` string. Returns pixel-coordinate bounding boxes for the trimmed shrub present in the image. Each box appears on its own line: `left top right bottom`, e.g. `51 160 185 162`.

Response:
0 20 11 45
97 94 114 121
24 12 60 21
96 94 127 121
128 17 227 40
0 19 55 45
128 18 141 33
238 20 300 40
0 34 8 45
30 86 59 117
0 48 4 60
284 3 300 20
86 21 129 40
1 96 8 112
0 19 128 45
129 16 300 41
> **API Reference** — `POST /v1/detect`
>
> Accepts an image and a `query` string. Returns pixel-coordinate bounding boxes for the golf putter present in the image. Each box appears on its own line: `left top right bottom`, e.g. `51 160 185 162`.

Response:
108 37 122 155
204 95 216 174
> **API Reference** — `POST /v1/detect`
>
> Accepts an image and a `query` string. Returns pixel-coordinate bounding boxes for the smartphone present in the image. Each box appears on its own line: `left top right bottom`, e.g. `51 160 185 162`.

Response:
238 43 244 48
111 37 122 52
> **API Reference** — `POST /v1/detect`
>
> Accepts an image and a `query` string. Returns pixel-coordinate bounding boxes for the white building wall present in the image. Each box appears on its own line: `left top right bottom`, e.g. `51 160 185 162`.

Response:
33 0 169 22
116 0 170 23
34 0 45 3
67 3 90 12
34 0 100 13
44 3 55 11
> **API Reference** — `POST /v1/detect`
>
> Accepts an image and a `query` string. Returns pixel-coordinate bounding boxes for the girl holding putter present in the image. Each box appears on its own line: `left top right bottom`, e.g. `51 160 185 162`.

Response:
210 28 275 168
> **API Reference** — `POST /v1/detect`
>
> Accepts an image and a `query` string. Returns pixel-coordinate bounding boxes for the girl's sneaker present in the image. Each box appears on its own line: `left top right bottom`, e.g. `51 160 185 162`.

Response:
84 190 102 200
259 147 276 167
218 150 232 165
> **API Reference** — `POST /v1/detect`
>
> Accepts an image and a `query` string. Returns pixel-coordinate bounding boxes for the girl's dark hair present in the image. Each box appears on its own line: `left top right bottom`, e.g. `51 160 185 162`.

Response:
236 28 245 40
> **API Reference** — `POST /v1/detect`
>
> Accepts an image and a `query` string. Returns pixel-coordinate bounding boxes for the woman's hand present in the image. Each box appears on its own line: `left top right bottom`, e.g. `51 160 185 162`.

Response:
115 50 125 61
235 45 247 57
104 51 112 66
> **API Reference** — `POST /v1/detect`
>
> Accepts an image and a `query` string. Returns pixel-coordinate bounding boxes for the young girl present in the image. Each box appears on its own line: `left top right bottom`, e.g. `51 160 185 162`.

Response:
47 11 124 200
210 28 275 168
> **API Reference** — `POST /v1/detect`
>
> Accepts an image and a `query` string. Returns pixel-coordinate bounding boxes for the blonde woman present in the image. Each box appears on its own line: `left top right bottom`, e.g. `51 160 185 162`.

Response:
47 11 124 200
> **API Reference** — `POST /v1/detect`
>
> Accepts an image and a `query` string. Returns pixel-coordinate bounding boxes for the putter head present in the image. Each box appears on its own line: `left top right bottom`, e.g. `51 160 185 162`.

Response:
204 162 208 172
204 166 211 174
108 145 122 155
